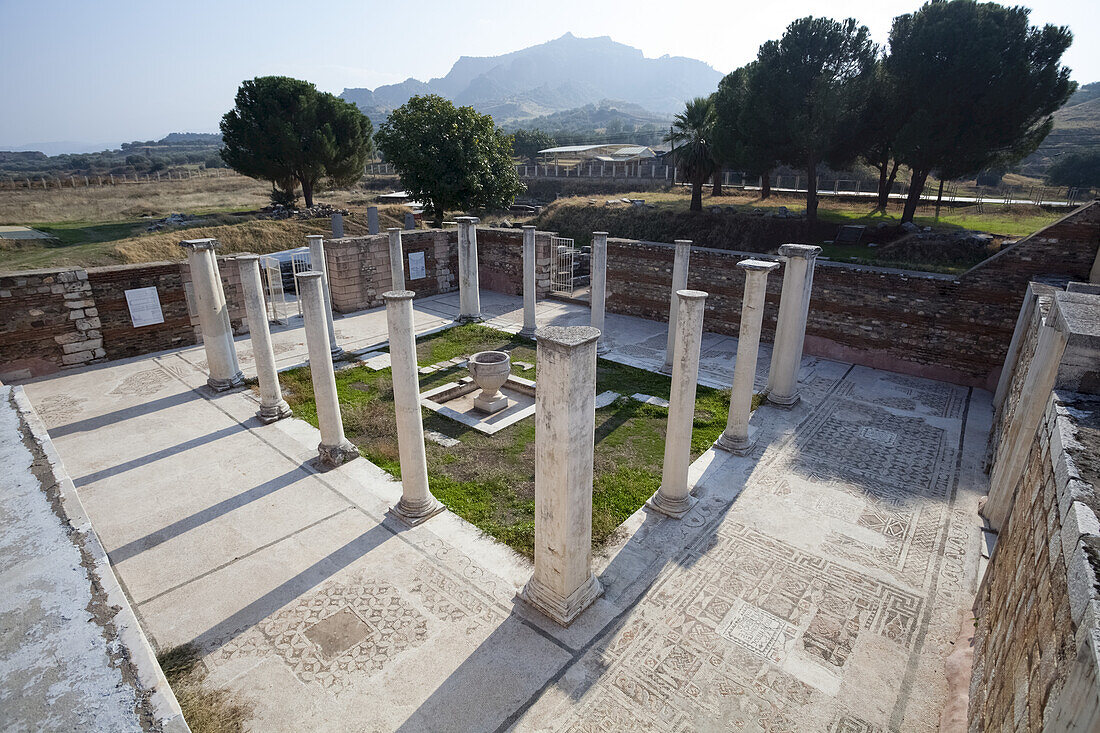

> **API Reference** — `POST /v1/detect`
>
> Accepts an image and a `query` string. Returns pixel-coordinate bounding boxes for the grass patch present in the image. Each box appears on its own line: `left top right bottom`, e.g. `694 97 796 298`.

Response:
280 324 745 557
158 644 250 733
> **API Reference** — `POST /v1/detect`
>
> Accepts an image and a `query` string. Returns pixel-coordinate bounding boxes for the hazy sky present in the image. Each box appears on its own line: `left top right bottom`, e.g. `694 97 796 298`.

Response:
1 0 1096 151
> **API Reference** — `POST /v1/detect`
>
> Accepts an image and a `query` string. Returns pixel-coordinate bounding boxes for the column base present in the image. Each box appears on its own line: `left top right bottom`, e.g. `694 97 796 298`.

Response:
645 488 697 519
715 428 756 456
330 346 347 360
257 400 293 424
519 326 537 339
317 439 359 468
596 340 611 356
392 495 445 527
208 372 245 391
456 314 483 324
658 362 673 375
765 391 801 409
520 573 603 627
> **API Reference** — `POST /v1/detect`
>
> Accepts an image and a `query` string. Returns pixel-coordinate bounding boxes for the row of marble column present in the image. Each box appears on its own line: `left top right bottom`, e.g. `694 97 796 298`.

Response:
182 228 821 628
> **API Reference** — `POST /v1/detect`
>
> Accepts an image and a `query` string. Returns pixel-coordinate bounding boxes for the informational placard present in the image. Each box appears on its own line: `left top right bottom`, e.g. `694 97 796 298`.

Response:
124 286 164 328
408 251 426 280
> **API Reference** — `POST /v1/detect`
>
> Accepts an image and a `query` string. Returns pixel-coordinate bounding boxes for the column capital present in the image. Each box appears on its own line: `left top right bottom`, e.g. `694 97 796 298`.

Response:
738 258 780 273
295 271 323 283
778 243 822 260
522 224 537 231
383 289 415 302
306 234 324 242
179 238 218 252
674 239 692 248
593 231 609 237
234 253 260 263
676 289 708 301
534 325 600 349
455 216 480 224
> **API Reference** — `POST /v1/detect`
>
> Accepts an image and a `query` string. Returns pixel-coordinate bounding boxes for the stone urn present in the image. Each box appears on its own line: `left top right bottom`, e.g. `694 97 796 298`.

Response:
468 350 511 414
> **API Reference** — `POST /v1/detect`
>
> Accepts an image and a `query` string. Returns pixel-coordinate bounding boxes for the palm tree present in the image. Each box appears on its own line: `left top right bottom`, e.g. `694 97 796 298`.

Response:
665 97 717 212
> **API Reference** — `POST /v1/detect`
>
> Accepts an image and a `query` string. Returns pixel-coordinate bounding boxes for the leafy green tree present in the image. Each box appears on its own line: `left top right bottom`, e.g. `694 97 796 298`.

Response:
510 128 554 162
857 60 905 211
1046 152 1100 189
887 0 1075 222
665 97 717 212
748 17 877 226
375 95 524 226
220 76 373 207
713 63 781 200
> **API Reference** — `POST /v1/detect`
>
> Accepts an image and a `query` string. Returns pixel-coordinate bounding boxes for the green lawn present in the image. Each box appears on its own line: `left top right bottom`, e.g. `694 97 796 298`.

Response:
279 324 744 557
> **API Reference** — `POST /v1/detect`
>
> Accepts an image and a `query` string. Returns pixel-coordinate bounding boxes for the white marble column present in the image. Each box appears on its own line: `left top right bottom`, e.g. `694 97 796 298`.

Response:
716 260 779 454
590 232 609 353
385 289 444 525
387 228 405 291
456 216 482 322
306 235 342 358
660 240 692 373
180 238 243 391
521 325 604 626
520 226 537 337
983 315 1069 530
236 255 291 423
648 289 708 518
296 271 358 468
765 244 822 406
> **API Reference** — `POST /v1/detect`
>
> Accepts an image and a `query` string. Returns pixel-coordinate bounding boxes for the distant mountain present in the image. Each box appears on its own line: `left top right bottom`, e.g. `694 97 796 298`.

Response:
340 33 722 124
1020 81 1100 177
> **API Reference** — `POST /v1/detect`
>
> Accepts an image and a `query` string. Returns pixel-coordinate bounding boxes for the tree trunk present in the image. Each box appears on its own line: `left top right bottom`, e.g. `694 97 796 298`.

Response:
805 159 818 227
935 177 945 220
902 168 929 223
432 200 444 228
712 170 723 197
690 177 703 212
299 176 314 208
760 171 771 200
880 161 900 211
875 163 889 211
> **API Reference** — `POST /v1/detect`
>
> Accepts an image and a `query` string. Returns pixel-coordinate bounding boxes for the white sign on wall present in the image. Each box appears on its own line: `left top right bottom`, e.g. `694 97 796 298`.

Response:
408 251 426 280
124 286 165 328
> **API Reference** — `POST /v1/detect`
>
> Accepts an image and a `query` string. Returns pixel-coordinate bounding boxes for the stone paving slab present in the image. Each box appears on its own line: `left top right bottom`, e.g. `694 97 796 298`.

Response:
16 291 991 732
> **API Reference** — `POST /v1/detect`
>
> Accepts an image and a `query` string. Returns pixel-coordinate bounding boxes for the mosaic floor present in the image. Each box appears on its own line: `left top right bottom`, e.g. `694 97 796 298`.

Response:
18 292 990 732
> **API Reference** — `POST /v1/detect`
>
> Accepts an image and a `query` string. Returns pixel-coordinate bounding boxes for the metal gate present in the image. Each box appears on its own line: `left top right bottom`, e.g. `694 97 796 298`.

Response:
290 251 312 317
260 255 290 324
550 237 577 297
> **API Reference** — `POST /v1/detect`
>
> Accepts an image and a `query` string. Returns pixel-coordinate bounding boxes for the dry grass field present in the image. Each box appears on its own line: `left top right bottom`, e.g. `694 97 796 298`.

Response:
0 176 411 271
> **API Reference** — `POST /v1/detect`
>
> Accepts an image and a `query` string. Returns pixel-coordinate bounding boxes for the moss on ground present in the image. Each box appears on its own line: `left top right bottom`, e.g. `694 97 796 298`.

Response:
280 324 746 558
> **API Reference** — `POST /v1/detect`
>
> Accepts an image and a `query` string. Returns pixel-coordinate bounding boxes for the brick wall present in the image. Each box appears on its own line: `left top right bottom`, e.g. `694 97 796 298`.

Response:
475 227 553 297
86 262 196 361
323 230 457 313
603 201 1100 389
0 267 102 380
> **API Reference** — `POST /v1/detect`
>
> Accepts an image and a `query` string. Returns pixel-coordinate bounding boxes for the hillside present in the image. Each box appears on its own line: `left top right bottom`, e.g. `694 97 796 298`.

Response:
1020 81 1100 176
0 133 225 178
340 33 721 124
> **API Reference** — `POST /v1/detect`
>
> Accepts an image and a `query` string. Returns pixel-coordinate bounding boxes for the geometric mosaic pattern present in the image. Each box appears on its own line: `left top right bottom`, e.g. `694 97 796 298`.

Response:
218 575 428 694
533 373 970 732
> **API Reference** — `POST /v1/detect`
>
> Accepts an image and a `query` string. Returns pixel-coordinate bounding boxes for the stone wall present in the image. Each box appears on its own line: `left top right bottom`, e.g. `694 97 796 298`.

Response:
475 227 553 298
969 289 1100 731
323 230 457 313
87 263 196 361
0 267 102 380
603 201 1100 389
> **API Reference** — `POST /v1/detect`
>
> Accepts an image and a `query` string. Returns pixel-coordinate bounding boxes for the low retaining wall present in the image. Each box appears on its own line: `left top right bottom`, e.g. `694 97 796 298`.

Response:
604 201 1100 389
